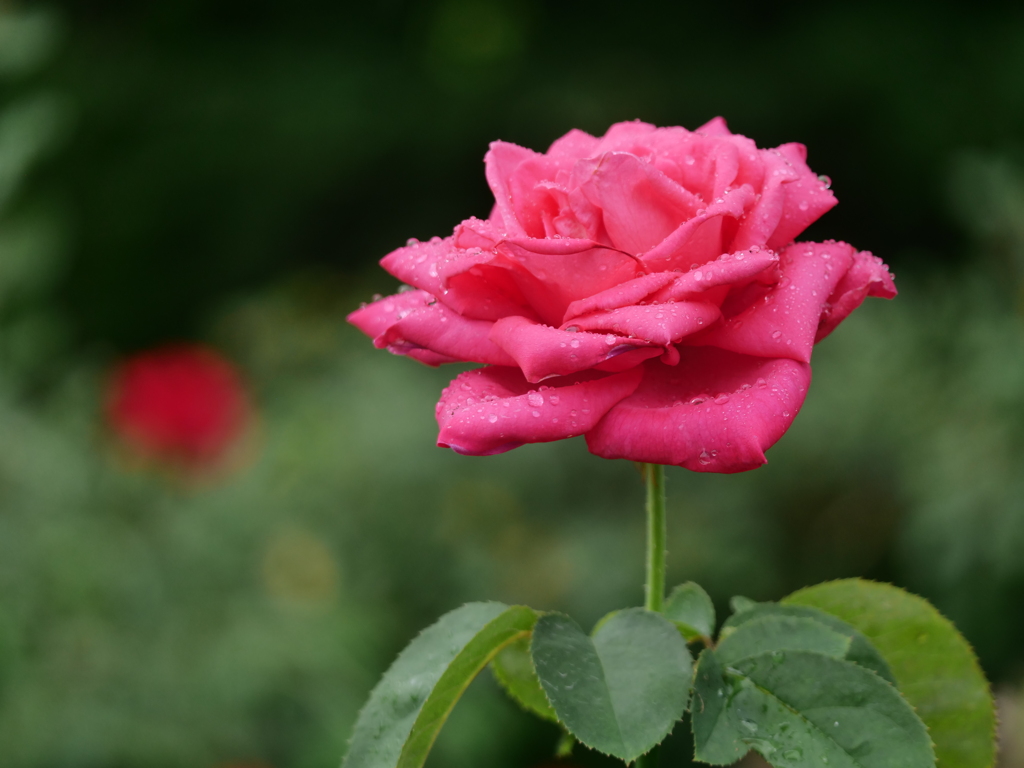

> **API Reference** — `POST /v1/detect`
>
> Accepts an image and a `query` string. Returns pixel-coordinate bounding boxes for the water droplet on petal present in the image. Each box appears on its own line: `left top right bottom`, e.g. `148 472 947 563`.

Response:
527 392 544 407
488 413 498 423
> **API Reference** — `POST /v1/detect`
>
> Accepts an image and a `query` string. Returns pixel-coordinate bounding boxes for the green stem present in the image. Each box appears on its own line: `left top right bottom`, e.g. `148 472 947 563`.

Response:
644 463 667 613
635 463 666 768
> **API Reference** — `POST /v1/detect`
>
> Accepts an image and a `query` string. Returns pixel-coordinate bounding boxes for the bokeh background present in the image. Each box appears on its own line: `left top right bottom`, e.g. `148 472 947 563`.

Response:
2 1 1024 766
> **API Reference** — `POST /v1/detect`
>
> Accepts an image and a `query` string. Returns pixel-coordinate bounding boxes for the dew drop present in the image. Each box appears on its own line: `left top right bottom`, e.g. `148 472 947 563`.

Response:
771 330 782 339
531 410 541 418
698 450 712 466
527 392 544 407
818 174 832 189
756 378 768 388
488 413 498 423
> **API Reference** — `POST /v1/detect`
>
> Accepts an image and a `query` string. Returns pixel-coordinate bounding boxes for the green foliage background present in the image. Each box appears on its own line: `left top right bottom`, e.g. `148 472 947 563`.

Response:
1 2 1024 766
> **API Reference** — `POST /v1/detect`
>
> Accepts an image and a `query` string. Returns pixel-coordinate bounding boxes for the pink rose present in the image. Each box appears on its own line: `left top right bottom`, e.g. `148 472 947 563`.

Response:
349 119 895 472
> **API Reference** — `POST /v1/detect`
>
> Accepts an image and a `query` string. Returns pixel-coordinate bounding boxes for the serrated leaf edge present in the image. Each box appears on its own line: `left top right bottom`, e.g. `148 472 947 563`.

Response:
783 577 995 768
489 635 558 723
726 650 936 768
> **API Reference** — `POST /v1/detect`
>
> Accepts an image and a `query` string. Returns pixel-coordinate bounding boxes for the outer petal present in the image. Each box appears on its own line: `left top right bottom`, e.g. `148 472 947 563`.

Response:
348 289 434 340
484 141 538 237
572 152 701 255
816 249 897 341
547 128 601 160
595 120 659 153
693 241 855 363
565 301 721 346
436 366 643 456
379 237 451 296
696 116 733 137
490 316 660 383
586 349 811 473
766 143 837 249
376 300 516 367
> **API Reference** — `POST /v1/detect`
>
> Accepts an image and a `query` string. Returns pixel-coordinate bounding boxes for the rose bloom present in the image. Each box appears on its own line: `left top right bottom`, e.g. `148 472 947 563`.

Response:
349 119 895 472
105 343 250 469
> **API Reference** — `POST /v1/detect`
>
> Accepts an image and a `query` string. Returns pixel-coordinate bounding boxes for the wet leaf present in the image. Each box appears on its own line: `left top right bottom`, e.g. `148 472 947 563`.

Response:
722 602 894 683
531 608 692 762
490 634 557 722
784 579 996 768
715 615 850 666
343 602 538 768
664 581 716 641
692 649 934 768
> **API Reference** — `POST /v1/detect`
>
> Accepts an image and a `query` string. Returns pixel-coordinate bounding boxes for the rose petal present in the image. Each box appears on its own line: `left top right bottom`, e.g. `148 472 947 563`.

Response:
490 315 660 383
696 116 732 137
693 241 855 363
563 272 679 323
494 237 642 325
648 247 780 303
595 120 659 153
436 365 643 456
484 140 538 237
376 301 516 366
347 289 434 340
765 144 837 249
379 237 452 296
415 239 536 321
586 349 811 473
641 184 756 272
508 156 568 238
565 301 721 346
816 249 897 341
452 217 502 250
731 150 800 251
547 128 601 160
572 152 701 256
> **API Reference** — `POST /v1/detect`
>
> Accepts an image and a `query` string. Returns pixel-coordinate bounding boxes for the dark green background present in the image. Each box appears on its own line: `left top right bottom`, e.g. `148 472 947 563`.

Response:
1 2 1023 766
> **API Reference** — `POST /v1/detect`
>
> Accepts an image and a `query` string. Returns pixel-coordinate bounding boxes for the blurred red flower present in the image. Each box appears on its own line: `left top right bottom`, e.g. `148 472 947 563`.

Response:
105 343 250 469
